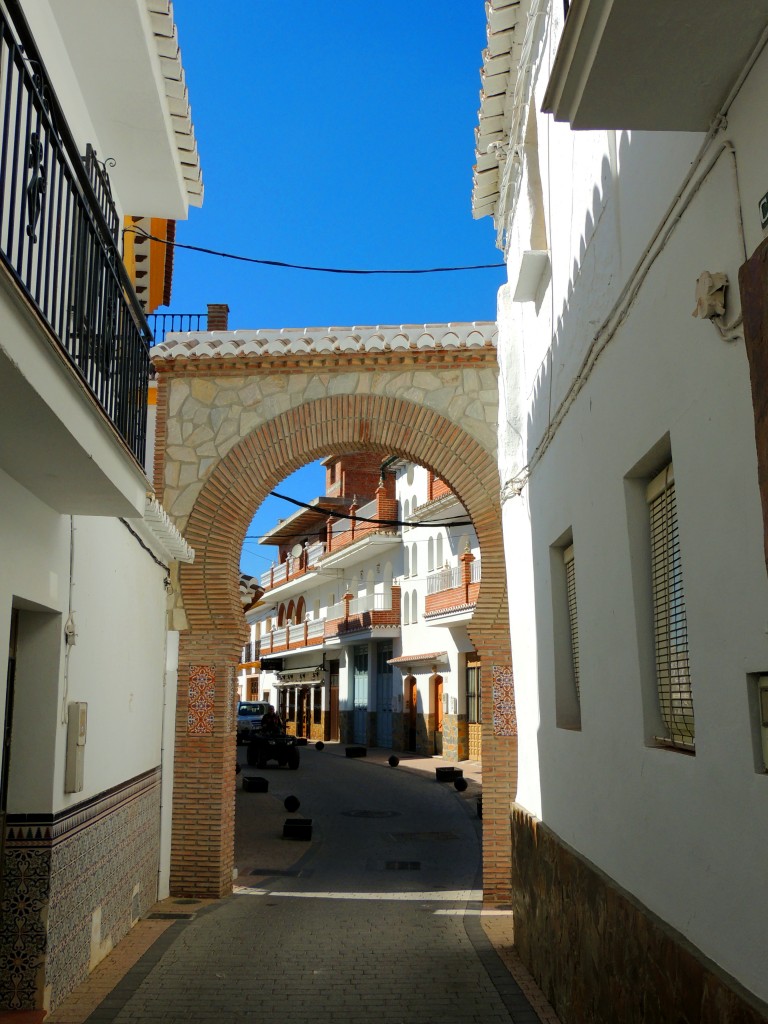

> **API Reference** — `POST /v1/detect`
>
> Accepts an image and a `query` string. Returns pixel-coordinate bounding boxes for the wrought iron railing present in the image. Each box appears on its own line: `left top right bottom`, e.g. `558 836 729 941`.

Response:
427 565 461 595
148 311 207 345
82 144 119 242
0 0 152 464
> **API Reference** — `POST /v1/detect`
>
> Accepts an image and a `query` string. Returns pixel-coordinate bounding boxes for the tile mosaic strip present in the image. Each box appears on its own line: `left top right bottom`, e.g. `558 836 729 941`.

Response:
492 665 517 737
187 664 215 735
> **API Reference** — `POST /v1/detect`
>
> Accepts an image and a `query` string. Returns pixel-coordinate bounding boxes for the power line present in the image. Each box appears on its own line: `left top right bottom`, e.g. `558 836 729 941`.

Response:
269 489 473 528
124 226 505 276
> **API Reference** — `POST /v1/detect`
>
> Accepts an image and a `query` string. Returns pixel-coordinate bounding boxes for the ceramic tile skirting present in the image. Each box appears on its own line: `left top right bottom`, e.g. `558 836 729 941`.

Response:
1 768 161 1012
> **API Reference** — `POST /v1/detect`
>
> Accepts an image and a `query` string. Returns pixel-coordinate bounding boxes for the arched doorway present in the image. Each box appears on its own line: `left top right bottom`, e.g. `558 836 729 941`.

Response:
153 364 515 902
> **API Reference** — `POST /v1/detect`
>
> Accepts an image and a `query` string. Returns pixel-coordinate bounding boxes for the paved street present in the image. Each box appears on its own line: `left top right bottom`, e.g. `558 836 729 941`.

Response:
44 746 558 1024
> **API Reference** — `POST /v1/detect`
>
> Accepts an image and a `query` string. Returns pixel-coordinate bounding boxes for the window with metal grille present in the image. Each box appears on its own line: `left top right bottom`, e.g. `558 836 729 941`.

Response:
647 464 695 749
466 662 482 724
563 545 580 703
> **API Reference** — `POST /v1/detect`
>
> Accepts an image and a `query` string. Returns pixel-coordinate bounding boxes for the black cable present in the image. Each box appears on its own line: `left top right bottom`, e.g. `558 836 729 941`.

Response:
124 227 505 275
269 489 473 528
119 518 171 580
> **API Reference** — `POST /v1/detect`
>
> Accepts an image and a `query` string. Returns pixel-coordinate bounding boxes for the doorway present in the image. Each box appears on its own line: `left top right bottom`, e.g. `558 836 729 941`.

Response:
406 675 418 752
327 660 339 741
376 642 393 748
1 610 19 902
352 645 368 745
433 674 444 755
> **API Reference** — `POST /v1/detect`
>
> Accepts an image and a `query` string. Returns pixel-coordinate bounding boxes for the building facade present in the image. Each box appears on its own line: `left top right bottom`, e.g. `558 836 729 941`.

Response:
0 0 201 1010
473 0 768 1020
241 454 482 762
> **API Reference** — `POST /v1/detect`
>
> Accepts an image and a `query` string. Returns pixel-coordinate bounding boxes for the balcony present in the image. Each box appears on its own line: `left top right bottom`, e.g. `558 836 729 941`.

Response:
318 496 401 571
424 559 481 622
260 586 401 656
542 0 768 131
239 641 260 667
259 539 327 597
0 1 152 514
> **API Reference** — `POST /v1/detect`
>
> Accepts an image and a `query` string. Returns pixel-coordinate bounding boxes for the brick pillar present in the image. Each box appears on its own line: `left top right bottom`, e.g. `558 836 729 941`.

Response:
460 549 475 604
376 475 398 521
171 632 241 898
206 303 229 331
349 497 358 540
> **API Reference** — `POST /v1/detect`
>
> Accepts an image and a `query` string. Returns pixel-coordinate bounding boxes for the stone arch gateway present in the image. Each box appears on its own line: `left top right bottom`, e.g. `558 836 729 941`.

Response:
151 324 516 901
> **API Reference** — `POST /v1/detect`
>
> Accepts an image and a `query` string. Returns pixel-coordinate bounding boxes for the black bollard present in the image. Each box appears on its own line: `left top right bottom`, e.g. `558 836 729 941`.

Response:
284 794 300 813
388 755 400 767
454 777 468 792
315 741 325 751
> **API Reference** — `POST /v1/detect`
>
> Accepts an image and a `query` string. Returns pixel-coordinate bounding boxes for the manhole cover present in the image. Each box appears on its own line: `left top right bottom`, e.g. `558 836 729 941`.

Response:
342 810 401 819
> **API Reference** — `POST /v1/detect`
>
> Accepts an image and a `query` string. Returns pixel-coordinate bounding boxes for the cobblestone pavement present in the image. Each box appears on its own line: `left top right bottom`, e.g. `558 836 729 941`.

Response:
43 744 559 1024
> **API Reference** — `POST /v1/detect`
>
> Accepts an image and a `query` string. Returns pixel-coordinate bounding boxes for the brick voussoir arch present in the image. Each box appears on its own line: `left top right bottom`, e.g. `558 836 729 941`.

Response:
181 395 508 652
172 392 514 902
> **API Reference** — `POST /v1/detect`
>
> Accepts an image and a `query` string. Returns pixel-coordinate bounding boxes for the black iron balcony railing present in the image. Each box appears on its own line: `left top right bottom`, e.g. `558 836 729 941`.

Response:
0 0 152 465
148 311 207 345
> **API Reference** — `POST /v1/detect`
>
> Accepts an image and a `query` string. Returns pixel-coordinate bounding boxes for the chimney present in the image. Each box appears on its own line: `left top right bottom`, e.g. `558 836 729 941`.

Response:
207 303 229 331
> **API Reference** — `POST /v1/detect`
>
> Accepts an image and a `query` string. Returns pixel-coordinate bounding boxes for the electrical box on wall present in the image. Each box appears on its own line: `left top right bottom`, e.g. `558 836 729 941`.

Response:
65 701 87 793
758 678 768 772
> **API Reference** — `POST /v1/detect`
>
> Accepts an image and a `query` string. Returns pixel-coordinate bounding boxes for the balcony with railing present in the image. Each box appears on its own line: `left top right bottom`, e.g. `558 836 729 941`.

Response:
239 640 260 667
0 2 153 512
424 556 481 619
318 489 401 569
259 538 327 592
259 586 401 656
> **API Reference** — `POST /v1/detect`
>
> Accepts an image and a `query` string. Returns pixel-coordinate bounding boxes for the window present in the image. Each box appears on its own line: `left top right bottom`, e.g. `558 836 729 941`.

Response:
403 590 410 625
411 588 418 623
563 545 580 702
466 661 482 723
647 464 694 749
550 532 581 730
428 537 434 572
411 544 418 577
436 534 443 567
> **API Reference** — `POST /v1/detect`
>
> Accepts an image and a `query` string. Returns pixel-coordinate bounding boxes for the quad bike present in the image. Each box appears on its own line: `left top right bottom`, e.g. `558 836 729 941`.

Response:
246 727 300 769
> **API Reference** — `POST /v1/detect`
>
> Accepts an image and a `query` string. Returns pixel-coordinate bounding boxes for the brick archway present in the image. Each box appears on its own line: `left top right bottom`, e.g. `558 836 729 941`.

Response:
152 327 515 900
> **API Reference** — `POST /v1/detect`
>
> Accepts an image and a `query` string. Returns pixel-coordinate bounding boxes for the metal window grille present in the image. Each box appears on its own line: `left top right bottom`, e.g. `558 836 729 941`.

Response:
313 686 322 724
647 464 694 749
563 544 580 702
466 664 482 724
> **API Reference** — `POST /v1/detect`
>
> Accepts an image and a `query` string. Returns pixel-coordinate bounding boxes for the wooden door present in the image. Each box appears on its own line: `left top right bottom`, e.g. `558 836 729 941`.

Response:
434 675 444 755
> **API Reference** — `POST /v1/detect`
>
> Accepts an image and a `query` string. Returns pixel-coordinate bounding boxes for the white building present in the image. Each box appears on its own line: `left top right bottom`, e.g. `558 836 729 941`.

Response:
0 0 201 1011
474 0 768 1019
245 454 482 760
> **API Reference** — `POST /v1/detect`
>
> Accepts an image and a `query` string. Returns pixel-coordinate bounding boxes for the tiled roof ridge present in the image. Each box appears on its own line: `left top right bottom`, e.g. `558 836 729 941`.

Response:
145 0 204 208
472 0 547 242
152 322 498 360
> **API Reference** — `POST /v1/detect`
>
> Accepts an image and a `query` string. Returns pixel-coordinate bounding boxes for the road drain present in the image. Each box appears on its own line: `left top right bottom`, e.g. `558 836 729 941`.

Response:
385 861 421 870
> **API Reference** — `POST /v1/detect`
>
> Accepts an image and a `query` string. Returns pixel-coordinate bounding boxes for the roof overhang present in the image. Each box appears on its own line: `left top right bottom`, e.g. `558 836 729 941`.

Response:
388 651 448 671
542 0 768 130
48 0 203 217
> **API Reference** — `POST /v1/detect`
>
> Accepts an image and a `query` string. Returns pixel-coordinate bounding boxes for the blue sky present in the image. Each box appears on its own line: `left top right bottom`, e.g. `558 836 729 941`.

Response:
166 3 504 575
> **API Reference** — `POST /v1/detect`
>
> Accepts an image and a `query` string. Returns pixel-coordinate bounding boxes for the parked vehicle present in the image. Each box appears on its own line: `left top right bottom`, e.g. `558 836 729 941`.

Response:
236 701 271 744
246 728 300 769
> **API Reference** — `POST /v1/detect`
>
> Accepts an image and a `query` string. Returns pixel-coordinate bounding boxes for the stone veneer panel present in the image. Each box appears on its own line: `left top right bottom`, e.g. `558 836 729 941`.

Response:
510 806 768 1024
1 770 160 1012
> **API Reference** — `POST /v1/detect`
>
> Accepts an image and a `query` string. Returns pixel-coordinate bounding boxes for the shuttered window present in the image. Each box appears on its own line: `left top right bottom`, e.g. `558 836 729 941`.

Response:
647 464 694 749
563 545 580 702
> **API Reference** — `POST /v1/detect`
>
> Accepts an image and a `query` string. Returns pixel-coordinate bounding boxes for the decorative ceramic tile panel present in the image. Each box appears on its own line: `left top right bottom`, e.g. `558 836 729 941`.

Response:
188 664 216 735
0 770 161 1012
492 665 517 737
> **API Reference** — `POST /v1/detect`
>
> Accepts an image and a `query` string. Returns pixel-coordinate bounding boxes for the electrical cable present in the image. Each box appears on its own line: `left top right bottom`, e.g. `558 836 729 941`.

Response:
269 489 473 528
123 226 505 275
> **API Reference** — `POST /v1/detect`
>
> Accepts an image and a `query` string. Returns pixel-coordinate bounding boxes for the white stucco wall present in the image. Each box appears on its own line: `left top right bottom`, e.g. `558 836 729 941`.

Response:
0 468 171 817
497 21 768 1003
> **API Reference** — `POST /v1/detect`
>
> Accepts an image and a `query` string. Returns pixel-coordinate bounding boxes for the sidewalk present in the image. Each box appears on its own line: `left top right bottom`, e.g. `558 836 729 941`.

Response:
30 744 560 1024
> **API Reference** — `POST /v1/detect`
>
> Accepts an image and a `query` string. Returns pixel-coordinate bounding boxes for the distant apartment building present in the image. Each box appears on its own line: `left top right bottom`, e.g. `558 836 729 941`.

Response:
237 454 482 761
